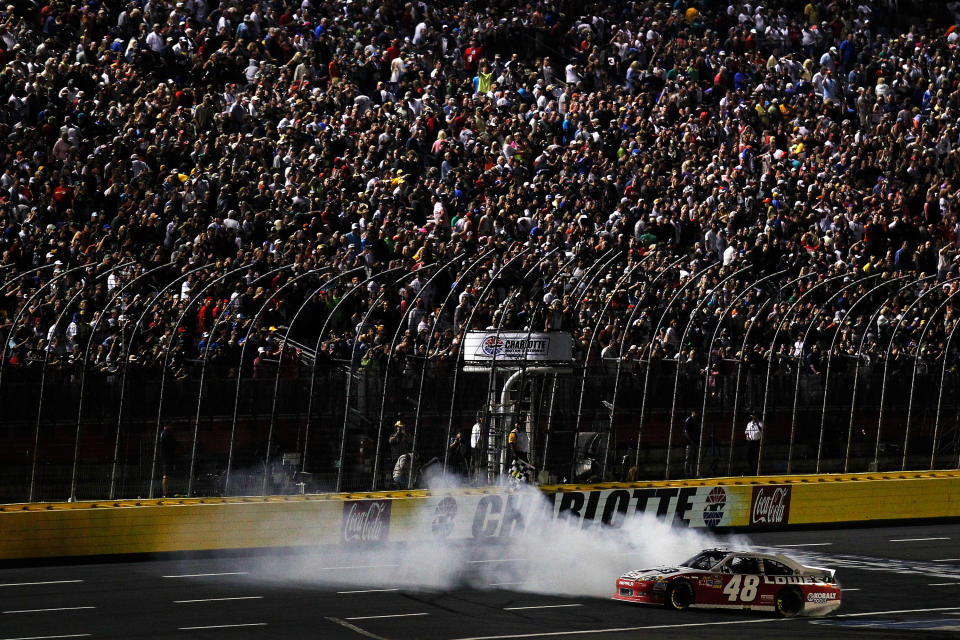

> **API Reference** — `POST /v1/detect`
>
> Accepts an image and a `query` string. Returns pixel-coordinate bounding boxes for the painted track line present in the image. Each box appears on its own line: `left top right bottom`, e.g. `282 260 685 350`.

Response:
3 606 95 614
174 596 263 604
468 558 526 564
889 537 950 542
162 572 248 578
934 558 960 562
504 604 583 611
317 565 399 571
345 613 429 621
0 635 92 640
178 623 267 630
337 588 400 594
326 617 390 640
451 617 788 639
0 580 84 588
834 606 960 618
928 582 960 586
776 543 833 547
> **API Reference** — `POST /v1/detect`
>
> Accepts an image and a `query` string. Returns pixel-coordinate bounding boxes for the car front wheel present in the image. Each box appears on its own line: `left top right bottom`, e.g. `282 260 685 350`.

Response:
665 580 695 611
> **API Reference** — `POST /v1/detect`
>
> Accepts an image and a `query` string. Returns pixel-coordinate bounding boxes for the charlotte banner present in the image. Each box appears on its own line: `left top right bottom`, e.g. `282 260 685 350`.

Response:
406 486 753 543
463 331 573 364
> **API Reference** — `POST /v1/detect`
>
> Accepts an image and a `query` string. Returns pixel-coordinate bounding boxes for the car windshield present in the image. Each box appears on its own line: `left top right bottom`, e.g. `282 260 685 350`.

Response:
681 551 727 570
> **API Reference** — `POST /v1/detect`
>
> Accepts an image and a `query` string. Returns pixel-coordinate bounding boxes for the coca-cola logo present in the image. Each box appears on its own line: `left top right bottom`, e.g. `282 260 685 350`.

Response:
342 500 392 544
750 485 792 526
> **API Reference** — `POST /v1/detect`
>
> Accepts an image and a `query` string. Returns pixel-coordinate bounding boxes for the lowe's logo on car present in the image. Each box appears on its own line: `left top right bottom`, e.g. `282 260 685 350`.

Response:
762 575 830 585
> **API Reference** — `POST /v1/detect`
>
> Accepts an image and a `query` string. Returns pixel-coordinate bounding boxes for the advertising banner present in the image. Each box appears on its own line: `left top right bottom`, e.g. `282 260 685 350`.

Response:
749 485 792 526
463 331 573 364
342 499 392 545
415 486 752 543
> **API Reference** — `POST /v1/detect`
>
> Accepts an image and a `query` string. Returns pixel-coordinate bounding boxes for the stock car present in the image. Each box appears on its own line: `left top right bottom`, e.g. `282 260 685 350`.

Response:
613 549 841 617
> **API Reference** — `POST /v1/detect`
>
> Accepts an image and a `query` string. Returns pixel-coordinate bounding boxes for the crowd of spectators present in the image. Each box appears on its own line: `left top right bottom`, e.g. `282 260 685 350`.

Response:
1 0 960 395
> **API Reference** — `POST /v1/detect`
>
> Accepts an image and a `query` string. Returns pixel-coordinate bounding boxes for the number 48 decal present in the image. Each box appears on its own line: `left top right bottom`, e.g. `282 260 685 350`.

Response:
722 575 760 602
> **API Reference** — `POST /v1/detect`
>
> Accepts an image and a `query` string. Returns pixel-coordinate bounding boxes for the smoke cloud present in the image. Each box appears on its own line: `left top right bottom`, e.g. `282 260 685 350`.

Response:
254 482 746 599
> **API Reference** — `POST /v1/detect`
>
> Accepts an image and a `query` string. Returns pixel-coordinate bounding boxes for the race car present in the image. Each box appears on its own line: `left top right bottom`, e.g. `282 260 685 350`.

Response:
613 548 841 617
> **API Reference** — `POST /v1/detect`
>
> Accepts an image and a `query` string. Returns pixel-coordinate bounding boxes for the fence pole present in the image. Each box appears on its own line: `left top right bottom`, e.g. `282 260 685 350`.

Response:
568 250 628 481
932 316 960 469
55 262 134 501
785 274 879 473
758 273 847 476
873 276 952 471
904 287 960 470
150 260 254 498
109 261 215 499
71 262 169 500
697 269 787 477
816 276 908 473
335 269 418 492
666 264 746 479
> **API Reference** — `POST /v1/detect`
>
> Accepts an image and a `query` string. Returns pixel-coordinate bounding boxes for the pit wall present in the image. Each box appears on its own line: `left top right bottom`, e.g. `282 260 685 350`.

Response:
1 471 958 561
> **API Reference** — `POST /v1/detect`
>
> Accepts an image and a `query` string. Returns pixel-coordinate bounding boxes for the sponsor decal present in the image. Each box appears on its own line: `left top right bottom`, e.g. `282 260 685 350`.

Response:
431 496 458 539
762 575 831 585
703 486 727 528
761 594 774 601
468 485 745 540
341 500 391 544
750 485 792 526
807 592 838 603
464 331 573 363
478 335 549 358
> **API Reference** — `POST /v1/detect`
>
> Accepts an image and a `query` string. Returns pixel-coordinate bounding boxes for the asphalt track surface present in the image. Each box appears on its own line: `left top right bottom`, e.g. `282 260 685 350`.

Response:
2 523 960 640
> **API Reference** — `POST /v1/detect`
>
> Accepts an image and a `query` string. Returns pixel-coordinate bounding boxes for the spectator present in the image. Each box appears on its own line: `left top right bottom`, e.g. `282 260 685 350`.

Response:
745 414 763 475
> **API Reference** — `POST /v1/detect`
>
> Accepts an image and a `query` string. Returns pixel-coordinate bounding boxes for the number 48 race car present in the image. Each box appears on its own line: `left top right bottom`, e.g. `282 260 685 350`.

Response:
613 549 841 617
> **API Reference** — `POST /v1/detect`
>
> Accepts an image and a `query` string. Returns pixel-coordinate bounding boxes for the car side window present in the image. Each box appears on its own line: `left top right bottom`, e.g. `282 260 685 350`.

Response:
729 556 761 574
763 559 794 576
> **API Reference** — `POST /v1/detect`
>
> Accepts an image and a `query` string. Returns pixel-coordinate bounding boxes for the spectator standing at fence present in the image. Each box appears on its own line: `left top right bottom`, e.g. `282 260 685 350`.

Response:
508 422 529 464
159 425 178 498
389 420 412 487
682 410 700 477
448 430 471 478
746 414 763 475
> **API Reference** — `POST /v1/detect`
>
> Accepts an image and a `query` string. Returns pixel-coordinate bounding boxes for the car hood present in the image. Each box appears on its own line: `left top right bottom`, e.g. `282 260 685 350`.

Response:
619 566 695 581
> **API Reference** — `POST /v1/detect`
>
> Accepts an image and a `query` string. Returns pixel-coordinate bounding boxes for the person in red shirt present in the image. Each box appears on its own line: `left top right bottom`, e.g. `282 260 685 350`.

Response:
463 39 482 74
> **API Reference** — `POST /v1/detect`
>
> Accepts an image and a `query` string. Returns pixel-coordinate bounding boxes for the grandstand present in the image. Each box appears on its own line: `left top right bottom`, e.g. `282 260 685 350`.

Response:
1 0 959 501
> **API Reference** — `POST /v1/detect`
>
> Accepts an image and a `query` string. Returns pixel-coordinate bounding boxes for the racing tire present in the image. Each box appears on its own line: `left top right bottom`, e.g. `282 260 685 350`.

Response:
775 587 804 618
665 580 695 611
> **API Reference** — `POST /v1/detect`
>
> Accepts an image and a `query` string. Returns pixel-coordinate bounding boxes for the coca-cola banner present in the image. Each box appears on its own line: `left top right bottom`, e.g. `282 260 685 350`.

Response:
750 485 792 526
341 500 392 545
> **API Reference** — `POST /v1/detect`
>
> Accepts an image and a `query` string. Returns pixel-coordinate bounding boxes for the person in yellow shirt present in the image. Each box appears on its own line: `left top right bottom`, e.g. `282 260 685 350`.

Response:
803 2 819 26
508 422 529 463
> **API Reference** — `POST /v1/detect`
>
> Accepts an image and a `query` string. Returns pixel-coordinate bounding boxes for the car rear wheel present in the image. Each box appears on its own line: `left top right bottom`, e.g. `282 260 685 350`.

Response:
665 580 694 611
775 587 804 617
